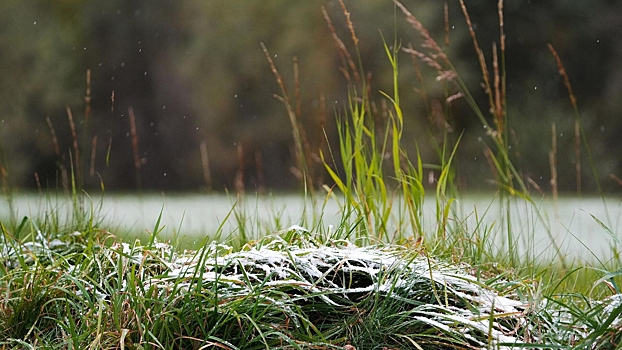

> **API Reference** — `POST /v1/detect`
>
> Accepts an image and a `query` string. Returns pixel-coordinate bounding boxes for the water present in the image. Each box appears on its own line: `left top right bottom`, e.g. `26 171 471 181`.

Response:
1 192 621 260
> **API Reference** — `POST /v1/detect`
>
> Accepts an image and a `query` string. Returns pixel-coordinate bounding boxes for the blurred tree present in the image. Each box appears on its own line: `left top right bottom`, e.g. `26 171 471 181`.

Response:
1 0 620 193
0 0 82 188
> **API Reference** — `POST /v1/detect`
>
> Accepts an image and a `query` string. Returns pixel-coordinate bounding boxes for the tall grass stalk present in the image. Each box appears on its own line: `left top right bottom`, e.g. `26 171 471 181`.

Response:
261 43 316 197
547 43 612 227
394 0 574 269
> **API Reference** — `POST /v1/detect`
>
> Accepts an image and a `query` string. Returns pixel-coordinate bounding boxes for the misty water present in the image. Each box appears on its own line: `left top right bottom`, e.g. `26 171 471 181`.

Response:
1 193 621 261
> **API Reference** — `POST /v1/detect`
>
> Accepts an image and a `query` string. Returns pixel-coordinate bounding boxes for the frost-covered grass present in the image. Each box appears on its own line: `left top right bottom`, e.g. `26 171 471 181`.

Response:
1 221 621 349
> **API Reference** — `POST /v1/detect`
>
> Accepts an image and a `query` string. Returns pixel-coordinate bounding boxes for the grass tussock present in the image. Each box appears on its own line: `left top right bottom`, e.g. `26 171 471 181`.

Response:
2 0 622 348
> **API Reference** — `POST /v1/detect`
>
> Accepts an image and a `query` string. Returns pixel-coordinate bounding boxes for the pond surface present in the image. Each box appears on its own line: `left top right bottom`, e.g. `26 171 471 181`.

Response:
1 192 621 261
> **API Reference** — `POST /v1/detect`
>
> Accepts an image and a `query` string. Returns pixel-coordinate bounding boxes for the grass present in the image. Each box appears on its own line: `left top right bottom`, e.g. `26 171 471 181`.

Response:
2 0 622 348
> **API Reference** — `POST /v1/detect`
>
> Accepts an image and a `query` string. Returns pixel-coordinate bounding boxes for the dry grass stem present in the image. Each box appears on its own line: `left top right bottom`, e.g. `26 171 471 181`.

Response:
526 176 545 196
364 70 372 97
402 47 442 72
84 69 91 122
575 120 581 194
549 123 558 202
90 135 97 177
483 146 499 182
262 43 315 191
409 50 426 97
498 0 505 52
200 140 212 192
294 57 302 120
66 107 81 181
45 117 61 157
498 1 507 119
110 91 115 116
446 92 464 104
261 43 298 152
262 43 290 103
459 0 494 112
379 98 389 134
34 171 41 193
0 164 7 194
321 7 360 83
128 107 140 170
339 0 359 48
492 43 503 137
436 70 457 82
547 44 577 108
128 107 141 189
293 57 314 187
235 142 244 195
255 149 265 194
610 173 622 187
106 91 115 168
548 44 581 195
394 1 450 67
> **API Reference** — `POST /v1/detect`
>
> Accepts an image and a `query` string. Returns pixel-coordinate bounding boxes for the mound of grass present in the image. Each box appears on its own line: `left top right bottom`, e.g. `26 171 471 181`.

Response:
2 223 621 349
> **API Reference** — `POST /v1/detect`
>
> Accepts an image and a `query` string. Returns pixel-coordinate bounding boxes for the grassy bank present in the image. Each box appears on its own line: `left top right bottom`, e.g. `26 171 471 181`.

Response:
1 198 621 349
2 0 622 348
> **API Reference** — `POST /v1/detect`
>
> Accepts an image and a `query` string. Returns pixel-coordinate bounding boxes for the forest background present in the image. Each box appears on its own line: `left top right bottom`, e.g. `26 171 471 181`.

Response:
1 0 621 193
